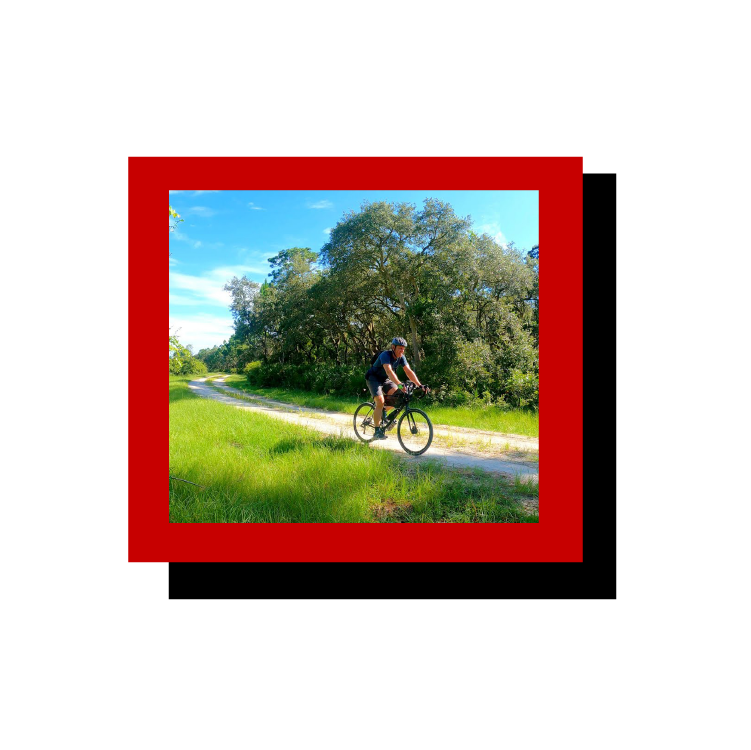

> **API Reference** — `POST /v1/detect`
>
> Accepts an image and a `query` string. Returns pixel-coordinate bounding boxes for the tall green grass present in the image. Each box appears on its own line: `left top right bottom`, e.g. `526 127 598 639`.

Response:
215 375 539 437
169 375 538 523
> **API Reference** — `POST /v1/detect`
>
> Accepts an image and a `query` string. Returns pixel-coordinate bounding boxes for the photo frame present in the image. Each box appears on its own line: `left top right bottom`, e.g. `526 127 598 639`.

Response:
129 157 612 596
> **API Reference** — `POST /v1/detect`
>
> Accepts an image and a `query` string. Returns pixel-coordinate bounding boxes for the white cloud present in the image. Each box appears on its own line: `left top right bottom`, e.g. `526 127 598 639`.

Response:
237 248 274 262
169 190 184 194
169 264 271 309
170 230 202 249
476 222 508 247
208 265 269 279
169 256 179 266
307 200 333 209
169 313 235 352
169 293 201 306
323 227 332 235
248 202 264 210
170 271 233 307
187 206 217 218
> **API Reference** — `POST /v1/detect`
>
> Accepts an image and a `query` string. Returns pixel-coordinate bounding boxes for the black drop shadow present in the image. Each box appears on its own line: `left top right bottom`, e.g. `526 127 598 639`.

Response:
168 174 616 599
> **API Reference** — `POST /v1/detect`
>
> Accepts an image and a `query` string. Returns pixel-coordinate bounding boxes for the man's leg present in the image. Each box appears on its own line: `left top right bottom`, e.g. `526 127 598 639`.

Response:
379 386 397 424
373 393 385 427
367 379 386 427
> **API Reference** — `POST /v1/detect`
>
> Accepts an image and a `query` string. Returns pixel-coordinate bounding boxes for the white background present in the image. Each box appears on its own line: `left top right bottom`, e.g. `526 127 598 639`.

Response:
3 2 749 748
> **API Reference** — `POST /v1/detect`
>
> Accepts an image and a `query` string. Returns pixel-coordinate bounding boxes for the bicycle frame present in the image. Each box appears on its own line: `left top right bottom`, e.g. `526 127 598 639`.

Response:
381 382 421 424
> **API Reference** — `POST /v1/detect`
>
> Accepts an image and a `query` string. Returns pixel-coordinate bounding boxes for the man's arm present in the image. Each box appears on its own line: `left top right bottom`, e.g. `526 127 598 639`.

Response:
383 363 401 385
403 365 422 387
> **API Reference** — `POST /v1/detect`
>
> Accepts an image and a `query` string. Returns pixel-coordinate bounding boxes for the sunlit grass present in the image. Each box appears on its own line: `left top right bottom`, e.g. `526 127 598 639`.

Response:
169 375 538 523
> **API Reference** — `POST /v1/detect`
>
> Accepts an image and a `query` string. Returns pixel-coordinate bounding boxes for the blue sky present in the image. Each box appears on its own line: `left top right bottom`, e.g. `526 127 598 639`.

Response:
169 190 539 352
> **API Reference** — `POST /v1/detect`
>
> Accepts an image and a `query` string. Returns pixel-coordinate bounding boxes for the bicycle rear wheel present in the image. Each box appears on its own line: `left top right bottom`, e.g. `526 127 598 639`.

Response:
353 402 378 443
397 408 433 455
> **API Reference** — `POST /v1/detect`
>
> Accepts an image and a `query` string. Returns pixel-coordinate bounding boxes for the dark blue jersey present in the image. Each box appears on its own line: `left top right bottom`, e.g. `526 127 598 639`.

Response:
365 350 409 383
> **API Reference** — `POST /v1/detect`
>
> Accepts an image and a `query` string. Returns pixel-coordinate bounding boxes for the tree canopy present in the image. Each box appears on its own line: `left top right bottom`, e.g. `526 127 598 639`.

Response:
195 199 539 407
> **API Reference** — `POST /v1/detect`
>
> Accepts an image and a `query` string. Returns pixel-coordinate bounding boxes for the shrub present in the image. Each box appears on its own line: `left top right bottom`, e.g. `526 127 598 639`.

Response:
245 359 374 398
168 355 207 375
506 369 539 408
459 339 493 394
243 360 263 385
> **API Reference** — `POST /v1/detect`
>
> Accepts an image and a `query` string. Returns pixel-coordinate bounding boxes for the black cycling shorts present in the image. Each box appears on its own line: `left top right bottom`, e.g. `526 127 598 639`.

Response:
366 377 398 400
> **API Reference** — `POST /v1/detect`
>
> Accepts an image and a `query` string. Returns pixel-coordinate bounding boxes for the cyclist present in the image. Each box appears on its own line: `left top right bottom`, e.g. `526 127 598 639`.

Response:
365 337 427 440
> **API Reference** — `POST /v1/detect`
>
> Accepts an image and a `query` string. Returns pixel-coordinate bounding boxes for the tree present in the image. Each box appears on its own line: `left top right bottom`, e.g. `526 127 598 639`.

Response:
224 276 261 328
320 200 472 367
217 199 539 406
169 331 207 375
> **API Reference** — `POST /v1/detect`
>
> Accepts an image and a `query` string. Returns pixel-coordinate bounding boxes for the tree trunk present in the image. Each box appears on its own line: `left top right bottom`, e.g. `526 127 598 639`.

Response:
408 314 421 368
397 288 421 368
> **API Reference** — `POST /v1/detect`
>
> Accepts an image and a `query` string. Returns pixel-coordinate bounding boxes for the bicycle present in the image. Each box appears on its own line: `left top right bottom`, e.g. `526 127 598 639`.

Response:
353 382 434 456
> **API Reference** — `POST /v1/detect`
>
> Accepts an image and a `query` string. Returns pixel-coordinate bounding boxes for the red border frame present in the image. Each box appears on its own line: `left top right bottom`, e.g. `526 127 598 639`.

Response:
130 156 583 562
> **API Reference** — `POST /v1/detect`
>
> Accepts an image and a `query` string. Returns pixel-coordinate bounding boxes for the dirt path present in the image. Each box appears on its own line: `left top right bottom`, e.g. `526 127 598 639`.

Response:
188 377 539 482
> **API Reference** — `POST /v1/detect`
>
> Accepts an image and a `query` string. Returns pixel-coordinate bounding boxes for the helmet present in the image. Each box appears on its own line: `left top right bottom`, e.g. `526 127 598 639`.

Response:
392 337 408 348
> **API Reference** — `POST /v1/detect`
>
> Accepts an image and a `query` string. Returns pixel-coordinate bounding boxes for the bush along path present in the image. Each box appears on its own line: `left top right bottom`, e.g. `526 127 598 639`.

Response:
189 377 539 482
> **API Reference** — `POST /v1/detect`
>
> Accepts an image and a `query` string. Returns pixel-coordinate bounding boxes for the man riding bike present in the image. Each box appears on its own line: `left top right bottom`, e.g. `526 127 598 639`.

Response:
365 337 428 440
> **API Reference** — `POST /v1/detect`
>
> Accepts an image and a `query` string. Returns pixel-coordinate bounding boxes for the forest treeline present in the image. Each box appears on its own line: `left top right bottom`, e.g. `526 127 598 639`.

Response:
169 333 207 375
188 199 539 407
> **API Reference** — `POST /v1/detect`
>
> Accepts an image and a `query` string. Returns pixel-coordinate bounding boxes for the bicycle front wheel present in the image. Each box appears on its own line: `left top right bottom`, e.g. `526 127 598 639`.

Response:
397 408 433 455
353 402 378 443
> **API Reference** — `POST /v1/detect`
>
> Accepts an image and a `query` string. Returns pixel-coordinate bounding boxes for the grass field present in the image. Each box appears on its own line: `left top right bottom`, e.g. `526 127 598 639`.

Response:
214 374 539 437
170 375 538 523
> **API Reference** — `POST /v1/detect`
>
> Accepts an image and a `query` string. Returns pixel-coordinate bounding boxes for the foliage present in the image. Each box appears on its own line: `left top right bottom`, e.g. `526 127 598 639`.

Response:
195 199 539 406
169 332 207 375
506 369 539 408
243 359 367 396
169 204 183 232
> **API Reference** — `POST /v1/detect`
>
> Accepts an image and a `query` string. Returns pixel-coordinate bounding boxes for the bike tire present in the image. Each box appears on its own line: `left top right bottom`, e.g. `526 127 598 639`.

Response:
397 408 433 456
353 402 378 443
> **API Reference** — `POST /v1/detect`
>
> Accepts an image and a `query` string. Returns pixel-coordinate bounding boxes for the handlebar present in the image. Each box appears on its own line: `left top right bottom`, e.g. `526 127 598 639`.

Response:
402 383 430 396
